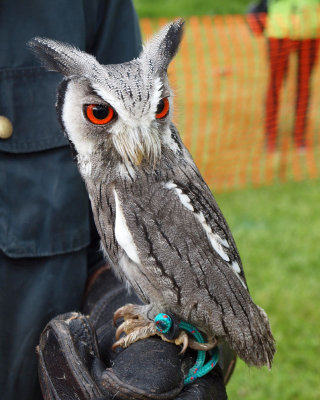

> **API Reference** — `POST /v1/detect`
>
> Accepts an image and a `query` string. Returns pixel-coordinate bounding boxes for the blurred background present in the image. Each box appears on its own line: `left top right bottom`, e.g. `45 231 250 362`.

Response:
134 1 320 399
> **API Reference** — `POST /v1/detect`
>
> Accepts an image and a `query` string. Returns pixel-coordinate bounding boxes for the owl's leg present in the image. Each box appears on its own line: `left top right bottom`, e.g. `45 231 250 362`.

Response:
112 304 189 352
112 319 157 350
112 303 158 350
112 315 189 352
112 304 217 353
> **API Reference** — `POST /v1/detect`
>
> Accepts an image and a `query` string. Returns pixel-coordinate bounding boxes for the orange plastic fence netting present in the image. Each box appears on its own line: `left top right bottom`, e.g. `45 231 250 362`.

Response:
140 16 320 192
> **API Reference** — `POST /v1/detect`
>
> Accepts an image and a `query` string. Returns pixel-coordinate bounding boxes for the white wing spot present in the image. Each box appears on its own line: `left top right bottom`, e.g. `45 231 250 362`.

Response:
165 182 177 190
197 211 206 224
165 182 229 260
114 189 141 264
194 213 230 262
218 237 230 248
165 181 194 211
231 261 241 273
165 181 247 289
231 261 247 289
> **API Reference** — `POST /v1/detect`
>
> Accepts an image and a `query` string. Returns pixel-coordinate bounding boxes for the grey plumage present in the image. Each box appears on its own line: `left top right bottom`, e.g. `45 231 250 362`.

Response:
28 19 275 367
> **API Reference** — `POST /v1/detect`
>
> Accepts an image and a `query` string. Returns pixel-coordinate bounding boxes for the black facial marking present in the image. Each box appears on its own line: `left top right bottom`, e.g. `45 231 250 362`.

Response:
56 78 78 160
56 78 70 131
67 138 78 161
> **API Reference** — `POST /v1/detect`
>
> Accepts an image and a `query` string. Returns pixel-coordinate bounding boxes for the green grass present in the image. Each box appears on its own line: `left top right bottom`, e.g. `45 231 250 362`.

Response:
214 179 320 399
134 0 249 18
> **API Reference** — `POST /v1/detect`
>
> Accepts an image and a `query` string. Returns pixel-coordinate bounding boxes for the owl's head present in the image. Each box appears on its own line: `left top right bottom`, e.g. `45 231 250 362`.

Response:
29 19 184 178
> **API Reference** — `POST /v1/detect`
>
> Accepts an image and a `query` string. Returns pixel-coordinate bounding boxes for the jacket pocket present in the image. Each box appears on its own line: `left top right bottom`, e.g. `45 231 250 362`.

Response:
0 66 68 153
0 147 90 258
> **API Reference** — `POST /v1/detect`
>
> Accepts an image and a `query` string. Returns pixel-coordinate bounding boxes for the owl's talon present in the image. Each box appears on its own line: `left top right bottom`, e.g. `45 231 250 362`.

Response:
113 322 157 350
113 308 123 327
112 304 160 350
111 338 124 351
115 320 133 340
115 323 126 341
176 331 189 355
188 337 218 351
115 319 149 340
113 303 140 326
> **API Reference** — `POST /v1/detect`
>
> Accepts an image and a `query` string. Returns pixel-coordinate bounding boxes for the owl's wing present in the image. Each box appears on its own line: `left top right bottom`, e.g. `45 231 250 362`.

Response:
116 158 248 293
113 159 275 367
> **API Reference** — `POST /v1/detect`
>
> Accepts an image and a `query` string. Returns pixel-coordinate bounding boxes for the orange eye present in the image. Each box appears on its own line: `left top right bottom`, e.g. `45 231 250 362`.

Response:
85 104 116 125
156 97 169 119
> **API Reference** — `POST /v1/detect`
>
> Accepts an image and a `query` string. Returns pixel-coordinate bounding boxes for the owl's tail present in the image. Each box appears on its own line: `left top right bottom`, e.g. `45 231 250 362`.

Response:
227 303 276 368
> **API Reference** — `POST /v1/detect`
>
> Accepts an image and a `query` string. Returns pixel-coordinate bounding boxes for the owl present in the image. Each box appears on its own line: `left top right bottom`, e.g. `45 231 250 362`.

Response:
29 19 275 367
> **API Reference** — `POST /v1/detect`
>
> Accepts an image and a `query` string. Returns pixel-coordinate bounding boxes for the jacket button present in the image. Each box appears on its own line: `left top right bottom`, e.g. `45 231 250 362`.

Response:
0 116 13 139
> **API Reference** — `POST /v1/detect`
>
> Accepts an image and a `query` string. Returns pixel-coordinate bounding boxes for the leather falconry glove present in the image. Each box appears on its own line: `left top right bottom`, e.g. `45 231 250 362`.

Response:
37 266 236 400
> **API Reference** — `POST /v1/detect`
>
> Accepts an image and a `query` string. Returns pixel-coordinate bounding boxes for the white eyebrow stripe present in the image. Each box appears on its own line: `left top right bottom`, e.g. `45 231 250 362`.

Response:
114 189 141 264
164 181 247 289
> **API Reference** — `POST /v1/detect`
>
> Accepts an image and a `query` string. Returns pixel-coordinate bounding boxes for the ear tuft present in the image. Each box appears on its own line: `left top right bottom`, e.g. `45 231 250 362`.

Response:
28 37 99 77
163 19 185 61
141 19 185 73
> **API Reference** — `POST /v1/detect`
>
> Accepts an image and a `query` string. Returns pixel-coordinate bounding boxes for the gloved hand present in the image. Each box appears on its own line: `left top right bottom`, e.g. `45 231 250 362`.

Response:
38 267 236 399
